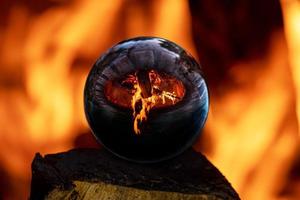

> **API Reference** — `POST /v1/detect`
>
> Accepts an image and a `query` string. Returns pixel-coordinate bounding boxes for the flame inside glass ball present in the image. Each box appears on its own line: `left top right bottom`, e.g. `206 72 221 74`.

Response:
84 37 209 163
104 70 185 134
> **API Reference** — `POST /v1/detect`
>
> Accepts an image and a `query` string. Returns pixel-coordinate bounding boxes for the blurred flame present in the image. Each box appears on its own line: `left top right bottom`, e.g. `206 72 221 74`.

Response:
200 1 300 199
0 0 300 199
203 30 299 199
281 0 300 137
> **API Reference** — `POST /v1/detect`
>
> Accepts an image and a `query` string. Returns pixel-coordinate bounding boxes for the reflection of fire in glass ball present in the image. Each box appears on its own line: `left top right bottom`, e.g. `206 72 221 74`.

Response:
84 37 209 163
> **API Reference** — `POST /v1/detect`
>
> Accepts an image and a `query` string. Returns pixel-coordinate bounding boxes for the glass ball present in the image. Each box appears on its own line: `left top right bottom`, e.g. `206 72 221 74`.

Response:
84 37 209 163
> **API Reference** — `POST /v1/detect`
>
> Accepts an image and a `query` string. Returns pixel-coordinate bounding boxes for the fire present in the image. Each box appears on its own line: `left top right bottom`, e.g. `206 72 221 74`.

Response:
131 78 152 135
104 69 185 135
1 0 300 199
0 0 193 199
281 0 300 136
131 70 180 134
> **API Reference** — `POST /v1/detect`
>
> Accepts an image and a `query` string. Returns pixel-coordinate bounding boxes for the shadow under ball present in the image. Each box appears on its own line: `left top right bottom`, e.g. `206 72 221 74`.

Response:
84 37 209 163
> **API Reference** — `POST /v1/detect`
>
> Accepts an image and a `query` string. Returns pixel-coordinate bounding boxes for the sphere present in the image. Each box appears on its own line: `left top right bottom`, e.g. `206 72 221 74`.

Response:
84 37 209 163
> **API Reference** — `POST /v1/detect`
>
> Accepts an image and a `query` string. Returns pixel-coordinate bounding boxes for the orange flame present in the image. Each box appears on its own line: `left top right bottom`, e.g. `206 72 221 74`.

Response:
281 0 300 137
0 0 193 198
131 70 182 134
1 0 300 199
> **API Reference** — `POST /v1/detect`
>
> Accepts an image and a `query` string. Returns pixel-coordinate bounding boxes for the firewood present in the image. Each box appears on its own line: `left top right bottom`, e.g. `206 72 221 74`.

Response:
30 148 240 200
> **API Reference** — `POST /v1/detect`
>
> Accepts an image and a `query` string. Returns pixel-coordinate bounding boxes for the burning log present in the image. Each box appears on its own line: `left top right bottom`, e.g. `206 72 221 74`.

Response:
30 148 240 200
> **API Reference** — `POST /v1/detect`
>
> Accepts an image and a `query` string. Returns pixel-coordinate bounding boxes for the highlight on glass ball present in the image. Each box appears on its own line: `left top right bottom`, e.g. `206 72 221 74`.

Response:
84 37 209 163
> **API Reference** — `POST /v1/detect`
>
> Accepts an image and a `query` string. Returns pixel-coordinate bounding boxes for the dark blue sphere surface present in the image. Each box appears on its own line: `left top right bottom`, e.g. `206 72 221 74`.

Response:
84 37 209 163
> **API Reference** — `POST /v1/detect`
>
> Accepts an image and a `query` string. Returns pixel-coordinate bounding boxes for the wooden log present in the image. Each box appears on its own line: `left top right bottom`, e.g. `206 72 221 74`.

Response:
30 148 240 200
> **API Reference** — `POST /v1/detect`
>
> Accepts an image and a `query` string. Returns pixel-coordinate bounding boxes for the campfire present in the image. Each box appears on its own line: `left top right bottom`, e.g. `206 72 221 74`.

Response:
0 0 299 199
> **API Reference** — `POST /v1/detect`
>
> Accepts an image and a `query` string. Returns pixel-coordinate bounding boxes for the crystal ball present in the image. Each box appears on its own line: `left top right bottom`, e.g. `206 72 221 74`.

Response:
84 37 209 163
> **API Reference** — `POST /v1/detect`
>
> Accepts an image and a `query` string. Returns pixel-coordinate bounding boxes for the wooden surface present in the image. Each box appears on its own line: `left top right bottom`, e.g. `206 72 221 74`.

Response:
30 148 240 200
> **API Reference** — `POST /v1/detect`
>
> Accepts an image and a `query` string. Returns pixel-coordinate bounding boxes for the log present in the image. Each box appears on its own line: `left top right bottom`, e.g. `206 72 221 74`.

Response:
30 148 240 200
